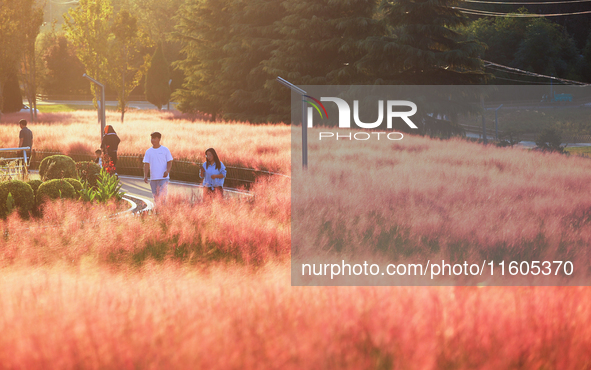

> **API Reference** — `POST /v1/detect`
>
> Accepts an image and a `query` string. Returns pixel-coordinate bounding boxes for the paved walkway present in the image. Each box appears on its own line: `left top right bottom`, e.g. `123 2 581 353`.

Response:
29 171 251 202
117 176 251 202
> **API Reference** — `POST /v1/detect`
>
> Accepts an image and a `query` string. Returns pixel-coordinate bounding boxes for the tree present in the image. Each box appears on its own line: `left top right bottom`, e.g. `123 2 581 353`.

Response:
19 0 44 122
2 70 23 113
172 0 231 119
174 0 381 123
535 128 564 153
466 12 580 81
264 0 382 122
63 0 113 106
371 0 487 84
122 0 184 43
0 0 25 120
106 10 151 122
145 43 170 110
513 19 579 79
115 0 185 98
41 35 90 96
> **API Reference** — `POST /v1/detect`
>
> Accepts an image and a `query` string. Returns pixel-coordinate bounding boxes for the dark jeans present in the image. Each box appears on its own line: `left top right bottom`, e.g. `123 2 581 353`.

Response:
106 151 117 172
205 186 224 199
108 151 117 166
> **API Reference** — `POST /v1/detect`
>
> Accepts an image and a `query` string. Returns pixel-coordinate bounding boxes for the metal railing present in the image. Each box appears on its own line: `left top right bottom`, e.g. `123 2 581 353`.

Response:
0 147 31 181
28 150 285 189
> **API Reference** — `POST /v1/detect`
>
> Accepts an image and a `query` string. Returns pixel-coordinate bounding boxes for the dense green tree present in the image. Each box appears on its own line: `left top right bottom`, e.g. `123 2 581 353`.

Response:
212 0 286 123
579 31 591 82
145 43 171 110
264 0 382 122
368 0 487 84
0 0 25 119
466 12 580 82
106 10 151 121
172 0 232 119
174 0 381 123
2 70 23 113
41 35 90 96
536 127 564 153
63 0 113 106
514 19 579 79
19 0 44 122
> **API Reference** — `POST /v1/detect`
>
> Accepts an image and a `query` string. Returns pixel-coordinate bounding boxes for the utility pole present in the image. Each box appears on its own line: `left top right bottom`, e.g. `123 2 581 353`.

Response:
83 74 106 138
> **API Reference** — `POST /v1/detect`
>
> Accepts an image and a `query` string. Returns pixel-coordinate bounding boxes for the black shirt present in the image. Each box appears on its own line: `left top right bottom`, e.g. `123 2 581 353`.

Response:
101 133 121 154
19 127 33 148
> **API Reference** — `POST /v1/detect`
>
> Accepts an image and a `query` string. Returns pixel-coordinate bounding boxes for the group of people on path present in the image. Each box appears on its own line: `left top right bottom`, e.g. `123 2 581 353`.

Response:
95 126 226 202
17 120 226 203
142 131 227 202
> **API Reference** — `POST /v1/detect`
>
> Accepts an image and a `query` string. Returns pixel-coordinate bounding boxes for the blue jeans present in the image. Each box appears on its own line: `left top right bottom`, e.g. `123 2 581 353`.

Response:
150 179 169 200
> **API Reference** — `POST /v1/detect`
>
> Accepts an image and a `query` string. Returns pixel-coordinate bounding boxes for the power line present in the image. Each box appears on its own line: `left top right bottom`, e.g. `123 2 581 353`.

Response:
455 7 591 16
483 60 589 85
490 76 563 84
486 66 568 82
485 65 563 79
464 0 591 4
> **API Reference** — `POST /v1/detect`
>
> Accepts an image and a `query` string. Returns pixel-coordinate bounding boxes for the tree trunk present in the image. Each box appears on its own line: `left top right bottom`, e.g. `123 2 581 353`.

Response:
0 82 3 123
121 69 125 123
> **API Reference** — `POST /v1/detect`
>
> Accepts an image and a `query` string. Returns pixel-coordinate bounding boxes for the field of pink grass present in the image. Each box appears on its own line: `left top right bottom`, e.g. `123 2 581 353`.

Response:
0 111 290 173
1 264 591 369
0 176 290 267
2 118 591 367
293 127 591 265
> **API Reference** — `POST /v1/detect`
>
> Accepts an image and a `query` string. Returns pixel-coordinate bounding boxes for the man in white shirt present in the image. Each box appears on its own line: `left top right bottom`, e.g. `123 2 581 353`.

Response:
143 132 173 202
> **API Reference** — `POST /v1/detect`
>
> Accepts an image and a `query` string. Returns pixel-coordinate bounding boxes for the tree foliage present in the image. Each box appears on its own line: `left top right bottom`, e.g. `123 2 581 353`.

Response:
19 0 44 122
41 34 90 96
63 0 113 106
465 12 580 81
1 69 23 113
368 0 487 84
145 43 170 110
106 9 152 121
0 0 27 118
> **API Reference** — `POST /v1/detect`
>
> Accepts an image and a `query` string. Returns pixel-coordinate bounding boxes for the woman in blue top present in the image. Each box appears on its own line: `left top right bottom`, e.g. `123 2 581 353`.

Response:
199 148 226 198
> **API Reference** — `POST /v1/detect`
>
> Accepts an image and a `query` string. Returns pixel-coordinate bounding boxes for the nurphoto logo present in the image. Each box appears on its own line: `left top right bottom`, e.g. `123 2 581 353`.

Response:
306 96 419 129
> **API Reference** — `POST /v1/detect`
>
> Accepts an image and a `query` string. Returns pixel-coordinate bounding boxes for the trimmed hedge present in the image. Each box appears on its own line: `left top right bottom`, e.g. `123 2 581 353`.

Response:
39 155 77 180
27 179 42 194
76 161 101 187
64 178 82 192
37 179 76 202
0 180 35 218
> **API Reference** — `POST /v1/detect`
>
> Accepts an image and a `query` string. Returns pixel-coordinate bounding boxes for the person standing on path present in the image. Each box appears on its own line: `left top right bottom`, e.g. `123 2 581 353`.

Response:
101 125 121 173
143 132 173 203
18 119 33 166
199 148 226 199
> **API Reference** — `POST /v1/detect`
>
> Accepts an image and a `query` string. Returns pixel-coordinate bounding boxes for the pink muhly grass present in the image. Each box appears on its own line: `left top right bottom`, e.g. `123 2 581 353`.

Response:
0 265 591 369
293 128 591 262
0 111 291 173
0 176 291 267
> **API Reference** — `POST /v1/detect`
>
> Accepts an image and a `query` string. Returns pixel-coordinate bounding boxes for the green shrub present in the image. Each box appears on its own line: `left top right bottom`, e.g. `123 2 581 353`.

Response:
64 178 82 192
37 179 76 202
27 179 42 194
76 161 101 187
39 155 77 180
0 180 35 218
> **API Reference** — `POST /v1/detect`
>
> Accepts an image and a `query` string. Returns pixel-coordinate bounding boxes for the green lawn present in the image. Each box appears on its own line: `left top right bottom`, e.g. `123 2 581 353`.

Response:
564 146 591 155
36 103 122 113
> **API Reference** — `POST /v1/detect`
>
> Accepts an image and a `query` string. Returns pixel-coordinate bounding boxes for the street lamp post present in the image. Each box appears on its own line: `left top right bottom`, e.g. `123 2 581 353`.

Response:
83 73 106 138
276 77 308 169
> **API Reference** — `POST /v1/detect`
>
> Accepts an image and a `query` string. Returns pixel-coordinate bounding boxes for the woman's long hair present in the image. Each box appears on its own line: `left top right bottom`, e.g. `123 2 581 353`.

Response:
105 125 116 134
205 148 221 170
